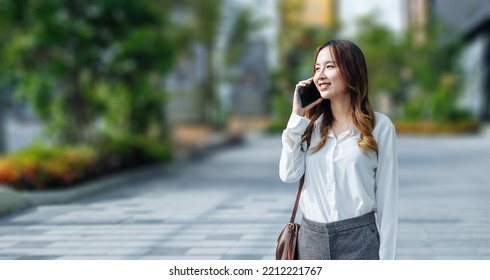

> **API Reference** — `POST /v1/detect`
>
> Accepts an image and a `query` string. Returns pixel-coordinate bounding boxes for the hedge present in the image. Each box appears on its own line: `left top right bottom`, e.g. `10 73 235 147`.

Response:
0 135 171 191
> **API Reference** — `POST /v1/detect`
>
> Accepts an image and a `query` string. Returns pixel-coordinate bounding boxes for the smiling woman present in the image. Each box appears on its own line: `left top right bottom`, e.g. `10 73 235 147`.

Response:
279 39 399 260
313 52 345 99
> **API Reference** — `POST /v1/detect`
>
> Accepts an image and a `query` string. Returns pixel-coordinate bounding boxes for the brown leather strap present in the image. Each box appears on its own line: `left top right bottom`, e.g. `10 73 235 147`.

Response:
290 175 305 224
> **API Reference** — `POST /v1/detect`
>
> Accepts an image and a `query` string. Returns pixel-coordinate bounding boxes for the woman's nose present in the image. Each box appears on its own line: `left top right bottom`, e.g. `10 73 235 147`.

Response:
319 65 330 75
317 68 327 79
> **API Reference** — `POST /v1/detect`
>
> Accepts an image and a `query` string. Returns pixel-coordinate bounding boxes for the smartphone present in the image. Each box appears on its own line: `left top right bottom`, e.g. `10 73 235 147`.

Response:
298 82 321 108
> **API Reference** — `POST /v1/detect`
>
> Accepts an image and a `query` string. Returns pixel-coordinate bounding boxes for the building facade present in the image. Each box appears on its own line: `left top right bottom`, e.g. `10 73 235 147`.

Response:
407 0 490 121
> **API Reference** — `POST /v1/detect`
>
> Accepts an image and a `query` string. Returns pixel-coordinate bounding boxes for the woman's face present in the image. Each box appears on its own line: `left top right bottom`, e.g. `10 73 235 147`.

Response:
313 47 347 101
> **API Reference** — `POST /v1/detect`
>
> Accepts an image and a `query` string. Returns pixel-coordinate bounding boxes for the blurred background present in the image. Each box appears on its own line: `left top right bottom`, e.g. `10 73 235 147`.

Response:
1 0 490 261
0 0 489 191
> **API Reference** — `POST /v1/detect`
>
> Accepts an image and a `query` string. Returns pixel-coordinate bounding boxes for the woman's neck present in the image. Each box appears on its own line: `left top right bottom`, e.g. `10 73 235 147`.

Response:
330 95 352 124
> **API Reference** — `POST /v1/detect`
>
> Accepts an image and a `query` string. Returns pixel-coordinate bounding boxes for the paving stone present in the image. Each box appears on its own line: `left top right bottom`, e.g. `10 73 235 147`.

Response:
221 254 264 260
226 247 271 255
179 255 222 260
17 255 60 260
194 240 237 247
0 133 489 260
234 240 276 247
146 247 189 256
11 241 52 248
158 241 199 247
185 248 230 255
205 234 242 241
138 255 187 260
167 234 208 241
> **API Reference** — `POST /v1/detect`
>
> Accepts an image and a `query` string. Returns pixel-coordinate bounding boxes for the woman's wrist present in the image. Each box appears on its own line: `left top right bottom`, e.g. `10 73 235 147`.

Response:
293 109 306 117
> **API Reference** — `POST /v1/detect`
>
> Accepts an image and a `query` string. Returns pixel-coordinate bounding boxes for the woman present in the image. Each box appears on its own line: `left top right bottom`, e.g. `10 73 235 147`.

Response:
279 39 398 260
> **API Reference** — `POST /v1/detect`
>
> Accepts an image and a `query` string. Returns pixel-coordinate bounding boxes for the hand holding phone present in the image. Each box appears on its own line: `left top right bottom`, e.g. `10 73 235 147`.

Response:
297 81 322 108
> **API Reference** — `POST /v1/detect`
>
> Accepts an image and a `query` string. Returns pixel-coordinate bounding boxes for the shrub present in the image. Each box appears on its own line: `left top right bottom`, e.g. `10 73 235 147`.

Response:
0 137 171 191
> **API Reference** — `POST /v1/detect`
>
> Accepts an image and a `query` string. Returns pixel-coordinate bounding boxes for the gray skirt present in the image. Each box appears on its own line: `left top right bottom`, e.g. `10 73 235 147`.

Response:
297 211 380 260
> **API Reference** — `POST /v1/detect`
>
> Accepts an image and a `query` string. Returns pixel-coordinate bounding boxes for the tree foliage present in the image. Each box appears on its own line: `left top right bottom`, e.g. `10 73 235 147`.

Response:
355 14 405 97
0 0 179 143
354 14 466 122
269 10 469 131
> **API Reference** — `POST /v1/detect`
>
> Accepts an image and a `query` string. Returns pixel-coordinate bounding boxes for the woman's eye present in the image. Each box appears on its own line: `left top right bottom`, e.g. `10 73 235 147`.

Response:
326 65 334 69
315 68 320 72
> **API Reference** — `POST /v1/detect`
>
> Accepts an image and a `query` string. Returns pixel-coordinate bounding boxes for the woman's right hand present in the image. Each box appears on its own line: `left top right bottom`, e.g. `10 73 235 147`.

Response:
293 78 323 117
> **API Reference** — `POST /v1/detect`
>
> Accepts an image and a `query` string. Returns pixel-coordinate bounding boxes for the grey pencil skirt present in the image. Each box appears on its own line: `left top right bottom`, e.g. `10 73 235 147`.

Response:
297 211 380 260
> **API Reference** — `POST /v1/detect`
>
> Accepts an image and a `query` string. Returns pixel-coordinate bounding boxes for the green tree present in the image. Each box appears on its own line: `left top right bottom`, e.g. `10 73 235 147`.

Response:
352 14 467 123
399 23 464 122
0 0 178 143
355 14 404 98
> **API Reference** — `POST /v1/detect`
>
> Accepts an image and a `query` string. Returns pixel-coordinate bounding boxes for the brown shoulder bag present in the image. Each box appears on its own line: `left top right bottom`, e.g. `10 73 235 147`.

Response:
275 176 304 260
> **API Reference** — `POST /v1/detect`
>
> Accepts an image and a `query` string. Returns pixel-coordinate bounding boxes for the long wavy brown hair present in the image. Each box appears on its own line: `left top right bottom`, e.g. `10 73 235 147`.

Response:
301 40 378 155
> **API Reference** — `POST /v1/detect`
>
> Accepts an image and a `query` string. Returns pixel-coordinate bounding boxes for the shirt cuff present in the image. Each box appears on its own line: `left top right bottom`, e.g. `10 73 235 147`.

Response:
286 112 311 134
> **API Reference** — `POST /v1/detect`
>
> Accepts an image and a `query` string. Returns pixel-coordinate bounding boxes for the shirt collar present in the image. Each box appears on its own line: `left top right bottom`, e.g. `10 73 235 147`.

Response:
327 122 359 139
349 123 360 136
315 114 360 138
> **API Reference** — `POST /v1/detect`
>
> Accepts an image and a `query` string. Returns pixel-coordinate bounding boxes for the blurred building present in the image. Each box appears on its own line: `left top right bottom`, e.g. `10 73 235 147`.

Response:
166 0 280 121
338 0 405 36
336 0 490 121
406 0 430 44
218 0 279 117
406 0 490 121
283 0 336 27
165 43 207 123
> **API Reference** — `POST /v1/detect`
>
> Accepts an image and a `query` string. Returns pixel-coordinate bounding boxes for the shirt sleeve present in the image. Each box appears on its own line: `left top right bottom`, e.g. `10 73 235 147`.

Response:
375 120 399 260
279 112 311 183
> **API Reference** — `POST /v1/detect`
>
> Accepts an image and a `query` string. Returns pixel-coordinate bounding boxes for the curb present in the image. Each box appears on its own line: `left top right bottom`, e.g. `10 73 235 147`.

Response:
0 186 29 216
0 132 243 218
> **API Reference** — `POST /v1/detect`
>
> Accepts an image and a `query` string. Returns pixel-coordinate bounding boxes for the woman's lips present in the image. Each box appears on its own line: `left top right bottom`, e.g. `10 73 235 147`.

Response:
318 82 330 91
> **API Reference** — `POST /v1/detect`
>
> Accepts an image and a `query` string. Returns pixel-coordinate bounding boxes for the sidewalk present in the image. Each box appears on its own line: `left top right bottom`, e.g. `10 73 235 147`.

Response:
0 125 242 217
1 132 490 260
396 132 490 259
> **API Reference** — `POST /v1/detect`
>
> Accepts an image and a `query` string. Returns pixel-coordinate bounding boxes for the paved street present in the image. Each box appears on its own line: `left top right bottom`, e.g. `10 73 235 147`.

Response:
0 131 490 260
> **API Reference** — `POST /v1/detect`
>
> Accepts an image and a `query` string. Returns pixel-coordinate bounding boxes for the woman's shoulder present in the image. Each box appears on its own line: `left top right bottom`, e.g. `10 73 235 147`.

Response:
373 112 395 135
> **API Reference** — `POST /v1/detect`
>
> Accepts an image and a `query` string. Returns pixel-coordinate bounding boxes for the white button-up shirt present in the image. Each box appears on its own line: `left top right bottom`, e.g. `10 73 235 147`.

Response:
279 112 398 260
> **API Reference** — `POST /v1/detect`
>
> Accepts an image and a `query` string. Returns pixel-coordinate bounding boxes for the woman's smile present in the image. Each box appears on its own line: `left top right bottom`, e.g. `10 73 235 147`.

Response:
317 81 331 91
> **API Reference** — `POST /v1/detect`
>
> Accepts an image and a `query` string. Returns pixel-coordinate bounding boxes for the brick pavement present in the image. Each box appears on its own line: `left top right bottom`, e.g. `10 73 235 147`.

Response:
0 132 489 260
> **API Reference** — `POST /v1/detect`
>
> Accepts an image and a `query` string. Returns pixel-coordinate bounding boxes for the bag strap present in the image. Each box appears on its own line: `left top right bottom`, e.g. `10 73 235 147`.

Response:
289 175 305 224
